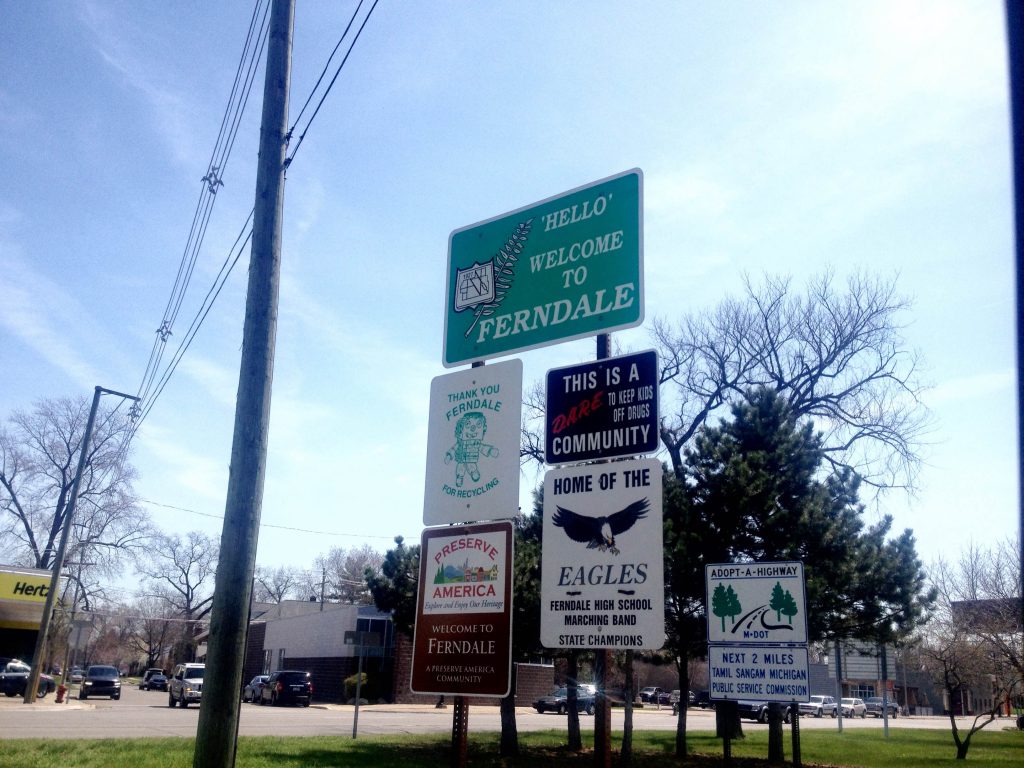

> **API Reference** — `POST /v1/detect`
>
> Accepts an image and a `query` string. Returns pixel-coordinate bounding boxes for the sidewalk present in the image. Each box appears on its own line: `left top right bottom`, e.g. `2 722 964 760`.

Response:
0 693 91 710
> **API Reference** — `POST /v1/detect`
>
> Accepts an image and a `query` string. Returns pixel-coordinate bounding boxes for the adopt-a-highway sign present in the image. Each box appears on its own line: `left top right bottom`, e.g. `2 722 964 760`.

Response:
708 645 810 703
540 458 664 650
705 562 808 645
422 359 522 525
443 169 643 367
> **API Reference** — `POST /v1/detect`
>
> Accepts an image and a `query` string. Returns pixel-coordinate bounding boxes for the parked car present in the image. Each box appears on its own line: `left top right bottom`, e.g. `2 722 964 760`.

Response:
692 690 714 709
0 658 56 698
70 667 84 683
168 662 205 708
798 694 838 718
79 665 121 700
140 668 166 691
533 686 595 715
243 674 270 703
260 670 314 707
146 672 168 691
638 686 663 703
841 697 867 718
865 696 899 718
657 689 675 706
736 700 796 723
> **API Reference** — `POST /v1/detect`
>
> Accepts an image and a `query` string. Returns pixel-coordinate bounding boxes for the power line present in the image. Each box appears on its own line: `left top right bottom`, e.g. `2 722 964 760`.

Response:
65 609 211 625
285 0 380 166
288 0 366 131
134 0 272 412
139 498 403 541
128 1 382 448
129 215 254 438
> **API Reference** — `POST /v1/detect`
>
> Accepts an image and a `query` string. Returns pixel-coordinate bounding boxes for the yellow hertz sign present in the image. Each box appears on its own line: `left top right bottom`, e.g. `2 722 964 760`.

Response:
0 572 50 603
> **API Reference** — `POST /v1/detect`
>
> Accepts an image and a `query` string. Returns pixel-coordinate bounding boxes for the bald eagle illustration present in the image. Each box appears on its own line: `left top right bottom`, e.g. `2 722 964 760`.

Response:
552 498 649 555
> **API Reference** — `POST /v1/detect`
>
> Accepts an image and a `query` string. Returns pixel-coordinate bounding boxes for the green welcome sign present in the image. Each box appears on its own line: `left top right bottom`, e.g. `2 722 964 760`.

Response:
443 169 643 367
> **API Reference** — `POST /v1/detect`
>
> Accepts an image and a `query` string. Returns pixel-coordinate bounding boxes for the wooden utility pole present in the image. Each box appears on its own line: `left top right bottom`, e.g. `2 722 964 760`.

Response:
192 0 294 766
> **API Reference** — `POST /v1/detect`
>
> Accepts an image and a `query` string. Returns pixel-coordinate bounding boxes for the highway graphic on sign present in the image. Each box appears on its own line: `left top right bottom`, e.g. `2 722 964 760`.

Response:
728 604 797 636
708 570 806 645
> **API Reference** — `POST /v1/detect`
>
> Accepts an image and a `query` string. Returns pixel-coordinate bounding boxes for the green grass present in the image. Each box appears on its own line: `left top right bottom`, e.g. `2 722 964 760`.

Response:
2 727 1021 767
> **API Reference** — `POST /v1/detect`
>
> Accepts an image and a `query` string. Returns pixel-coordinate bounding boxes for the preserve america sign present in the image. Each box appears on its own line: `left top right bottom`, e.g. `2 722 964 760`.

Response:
410 521 514 697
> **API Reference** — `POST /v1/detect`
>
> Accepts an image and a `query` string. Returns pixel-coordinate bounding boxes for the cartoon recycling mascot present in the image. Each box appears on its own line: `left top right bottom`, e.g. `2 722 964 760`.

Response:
445 411 499 487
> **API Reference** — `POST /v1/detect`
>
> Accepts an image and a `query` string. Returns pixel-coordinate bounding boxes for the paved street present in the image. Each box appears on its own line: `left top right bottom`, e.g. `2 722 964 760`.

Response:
0 686 997 740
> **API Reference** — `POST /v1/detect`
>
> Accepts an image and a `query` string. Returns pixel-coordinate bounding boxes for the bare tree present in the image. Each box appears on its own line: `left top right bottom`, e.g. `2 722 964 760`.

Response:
0 397 150 593
254 564 300 603
135 531 218 662
124 596 178 669
922 539 1024 759
304 544 384 605
652 271 930 494
920 622 1021 759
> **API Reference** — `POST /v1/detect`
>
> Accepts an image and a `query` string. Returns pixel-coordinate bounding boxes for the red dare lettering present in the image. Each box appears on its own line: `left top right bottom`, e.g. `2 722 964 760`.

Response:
551 391 604 434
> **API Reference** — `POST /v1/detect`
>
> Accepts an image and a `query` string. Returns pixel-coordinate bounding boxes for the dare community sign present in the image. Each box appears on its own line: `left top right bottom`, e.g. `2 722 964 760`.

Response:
443 169 643 367
411 521 514 697
540 458 664 650
545 349 658 465
422 359 522 525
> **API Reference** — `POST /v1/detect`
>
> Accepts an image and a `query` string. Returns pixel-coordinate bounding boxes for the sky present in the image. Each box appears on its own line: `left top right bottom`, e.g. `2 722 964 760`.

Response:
0 1 1018 600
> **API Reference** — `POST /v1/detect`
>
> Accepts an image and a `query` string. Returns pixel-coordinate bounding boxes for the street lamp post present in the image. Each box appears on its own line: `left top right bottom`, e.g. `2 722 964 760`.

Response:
22 385 139 704
59 556 94 695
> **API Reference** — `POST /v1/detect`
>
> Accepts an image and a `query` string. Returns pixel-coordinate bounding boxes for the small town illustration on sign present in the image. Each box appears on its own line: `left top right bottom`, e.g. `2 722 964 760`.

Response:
422 531 507 615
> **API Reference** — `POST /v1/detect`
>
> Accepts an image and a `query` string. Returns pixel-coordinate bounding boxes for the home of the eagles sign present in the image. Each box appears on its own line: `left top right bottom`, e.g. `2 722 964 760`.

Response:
540 458 664 650
443 169 643 367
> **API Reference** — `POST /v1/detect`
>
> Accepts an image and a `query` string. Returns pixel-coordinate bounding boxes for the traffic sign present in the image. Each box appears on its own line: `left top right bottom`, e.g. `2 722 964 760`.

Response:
411 521 514 697
540 458 664 650
705 562 808 645
545 349 658 464
708 645 810 702
422 359 522 524
443 169 643 367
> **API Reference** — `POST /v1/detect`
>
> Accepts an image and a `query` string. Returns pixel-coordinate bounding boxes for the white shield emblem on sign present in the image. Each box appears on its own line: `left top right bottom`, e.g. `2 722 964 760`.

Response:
454 260 495 311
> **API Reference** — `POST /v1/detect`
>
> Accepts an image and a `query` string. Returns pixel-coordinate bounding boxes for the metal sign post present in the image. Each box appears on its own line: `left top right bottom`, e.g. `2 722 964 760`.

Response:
344 630 381 739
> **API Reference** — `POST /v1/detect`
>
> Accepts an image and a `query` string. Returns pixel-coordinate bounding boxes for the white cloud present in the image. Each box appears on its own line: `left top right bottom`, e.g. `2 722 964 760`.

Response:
925 369 1015 407
645 170 735 222
0 250 102 389
178 355 239 409
135 420 228 504
78 0 205 170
